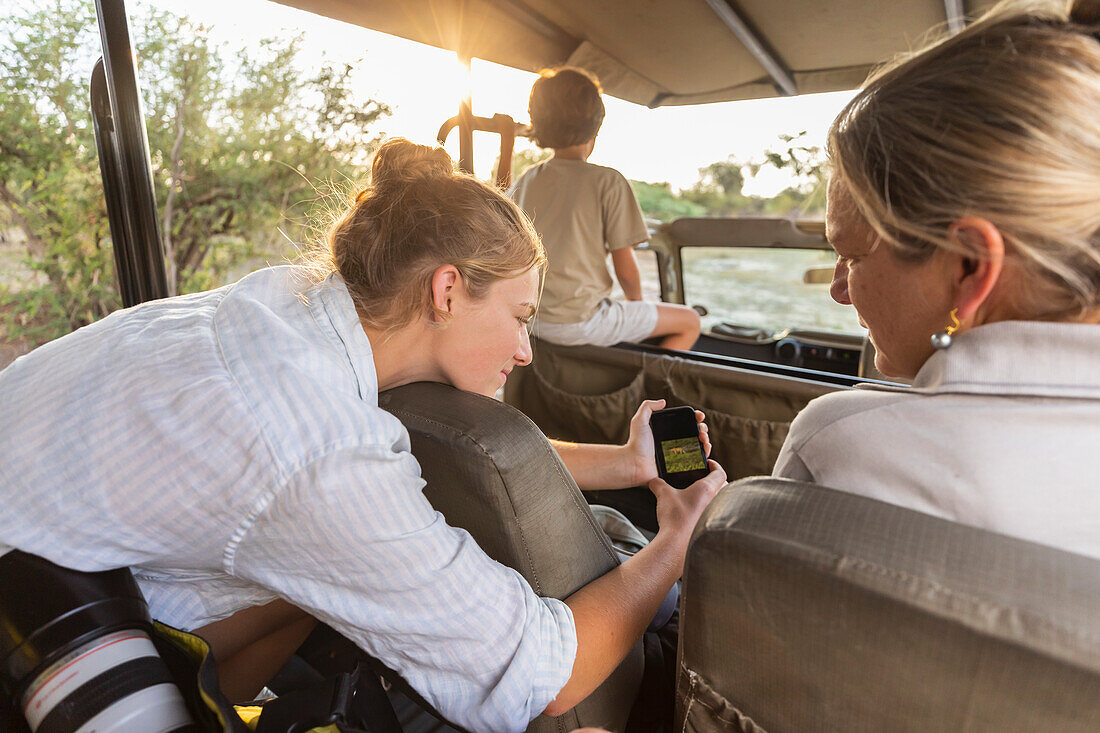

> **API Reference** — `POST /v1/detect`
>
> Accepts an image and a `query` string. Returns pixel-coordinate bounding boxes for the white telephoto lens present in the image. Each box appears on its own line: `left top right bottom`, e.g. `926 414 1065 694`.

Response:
21 629 193 733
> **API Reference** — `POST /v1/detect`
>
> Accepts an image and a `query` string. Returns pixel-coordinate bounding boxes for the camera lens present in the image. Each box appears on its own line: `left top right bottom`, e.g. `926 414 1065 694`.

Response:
1 551 196 733
20 629 193 733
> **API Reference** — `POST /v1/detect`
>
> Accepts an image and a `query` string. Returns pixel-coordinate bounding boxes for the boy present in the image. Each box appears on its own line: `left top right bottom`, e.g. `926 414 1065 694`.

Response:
509 67 700 349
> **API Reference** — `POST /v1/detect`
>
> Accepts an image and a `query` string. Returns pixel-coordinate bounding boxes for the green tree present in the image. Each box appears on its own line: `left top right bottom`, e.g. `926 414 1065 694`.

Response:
670 133 826 219
0 1 113 341
508 142 551 183
680 157 753 216
630 180 705 222
0 0 389 345
748 131 826 217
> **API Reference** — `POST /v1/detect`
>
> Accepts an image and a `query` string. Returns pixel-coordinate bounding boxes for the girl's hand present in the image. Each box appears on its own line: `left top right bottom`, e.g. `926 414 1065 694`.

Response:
649 459 727 556
624 399 713 486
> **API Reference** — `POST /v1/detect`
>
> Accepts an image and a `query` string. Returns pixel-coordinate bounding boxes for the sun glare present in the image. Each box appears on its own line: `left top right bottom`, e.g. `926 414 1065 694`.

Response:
139 0 854 195
435 53 475 166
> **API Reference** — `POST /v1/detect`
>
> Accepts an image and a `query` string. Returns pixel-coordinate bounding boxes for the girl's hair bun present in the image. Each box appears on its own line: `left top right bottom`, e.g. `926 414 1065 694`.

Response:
1070 0 1100 25
369 138 453 189
322 137 545 335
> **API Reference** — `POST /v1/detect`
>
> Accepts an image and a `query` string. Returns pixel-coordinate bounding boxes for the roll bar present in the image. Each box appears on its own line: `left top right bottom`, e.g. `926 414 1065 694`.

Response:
437 112 530 190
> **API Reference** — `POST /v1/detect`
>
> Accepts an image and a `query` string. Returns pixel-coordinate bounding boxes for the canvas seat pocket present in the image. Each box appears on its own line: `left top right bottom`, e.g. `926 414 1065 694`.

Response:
526 365 646 444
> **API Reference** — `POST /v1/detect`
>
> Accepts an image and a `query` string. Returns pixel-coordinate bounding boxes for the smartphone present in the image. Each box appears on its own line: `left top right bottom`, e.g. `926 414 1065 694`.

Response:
650 406 709 489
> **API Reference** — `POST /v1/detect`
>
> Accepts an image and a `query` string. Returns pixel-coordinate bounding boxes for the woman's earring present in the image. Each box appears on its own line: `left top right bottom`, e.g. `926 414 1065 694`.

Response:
930 308 961 350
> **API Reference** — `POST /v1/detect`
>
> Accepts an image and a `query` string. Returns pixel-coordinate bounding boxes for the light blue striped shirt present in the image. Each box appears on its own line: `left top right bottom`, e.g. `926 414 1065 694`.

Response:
0 266 577 732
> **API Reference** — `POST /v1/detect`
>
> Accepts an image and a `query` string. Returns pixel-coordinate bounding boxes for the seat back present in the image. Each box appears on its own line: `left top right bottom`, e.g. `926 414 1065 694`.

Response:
677 477 1100 732
379 382 643 733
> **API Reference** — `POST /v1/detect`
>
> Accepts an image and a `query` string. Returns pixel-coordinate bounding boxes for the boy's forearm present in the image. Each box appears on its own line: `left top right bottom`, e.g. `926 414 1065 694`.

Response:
618 272 643 300
611 246 644 300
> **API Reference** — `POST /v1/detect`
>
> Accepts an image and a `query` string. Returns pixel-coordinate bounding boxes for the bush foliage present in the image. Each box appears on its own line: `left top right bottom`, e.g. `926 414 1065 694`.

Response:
0 0 388 345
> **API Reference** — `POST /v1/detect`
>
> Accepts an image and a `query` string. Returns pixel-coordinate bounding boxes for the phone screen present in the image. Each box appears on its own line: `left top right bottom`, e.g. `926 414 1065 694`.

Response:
660 436 708 473
650 406 709 489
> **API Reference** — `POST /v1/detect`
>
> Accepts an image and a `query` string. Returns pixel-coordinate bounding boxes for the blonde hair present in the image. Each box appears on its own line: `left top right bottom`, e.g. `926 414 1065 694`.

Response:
310 138 545 333
528 67 606 149
829 0 1100 315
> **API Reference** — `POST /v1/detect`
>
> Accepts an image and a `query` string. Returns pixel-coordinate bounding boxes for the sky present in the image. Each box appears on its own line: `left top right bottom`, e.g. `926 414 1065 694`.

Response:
140 0 857 195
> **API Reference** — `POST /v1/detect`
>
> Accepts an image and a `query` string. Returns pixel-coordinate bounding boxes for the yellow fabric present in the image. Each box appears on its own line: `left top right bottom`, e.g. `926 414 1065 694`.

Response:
234 705 263 731
152 621 233 730
234 707 345 733
152 621 352 733
153 620 210 657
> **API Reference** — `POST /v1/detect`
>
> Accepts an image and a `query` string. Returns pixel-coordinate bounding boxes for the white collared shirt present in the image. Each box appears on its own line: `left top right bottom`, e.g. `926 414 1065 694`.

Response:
0 266 576 732
774 320 1100 558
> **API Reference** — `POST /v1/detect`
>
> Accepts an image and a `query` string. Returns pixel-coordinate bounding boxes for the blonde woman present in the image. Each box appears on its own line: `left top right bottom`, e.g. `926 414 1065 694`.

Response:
0 139 724 731
774 0 1100 557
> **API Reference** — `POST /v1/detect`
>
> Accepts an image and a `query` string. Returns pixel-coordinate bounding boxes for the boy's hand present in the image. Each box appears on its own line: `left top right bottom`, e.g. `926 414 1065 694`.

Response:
624 399 713 486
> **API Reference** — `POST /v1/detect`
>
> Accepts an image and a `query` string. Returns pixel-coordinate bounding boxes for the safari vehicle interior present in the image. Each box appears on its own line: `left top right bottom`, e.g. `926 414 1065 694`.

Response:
3 1 1097 731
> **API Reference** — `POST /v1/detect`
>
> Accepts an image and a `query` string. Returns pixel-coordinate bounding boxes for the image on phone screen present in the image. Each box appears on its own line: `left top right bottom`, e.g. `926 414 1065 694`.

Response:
650 406 709 489
660 436 708 473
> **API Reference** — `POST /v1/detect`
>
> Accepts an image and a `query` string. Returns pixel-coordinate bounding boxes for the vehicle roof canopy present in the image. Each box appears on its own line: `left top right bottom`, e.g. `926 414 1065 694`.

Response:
272 0 995 106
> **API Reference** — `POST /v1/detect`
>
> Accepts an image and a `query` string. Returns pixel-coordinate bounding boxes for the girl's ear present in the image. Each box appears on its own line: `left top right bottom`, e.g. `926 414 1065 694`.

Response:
429 265 461 322
948 216 1004 322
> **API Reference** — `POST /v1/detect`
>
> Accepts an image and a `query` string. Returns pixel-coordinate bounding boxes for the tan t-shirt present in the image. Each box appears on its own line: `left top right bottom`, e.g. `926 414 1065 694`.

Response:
510 158 648 323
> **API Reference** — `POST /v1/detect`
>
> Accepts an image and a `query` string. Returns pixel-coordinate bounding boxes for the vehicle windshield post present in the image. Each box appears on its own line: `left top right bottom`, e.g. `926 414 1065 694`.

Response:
92 0 168 307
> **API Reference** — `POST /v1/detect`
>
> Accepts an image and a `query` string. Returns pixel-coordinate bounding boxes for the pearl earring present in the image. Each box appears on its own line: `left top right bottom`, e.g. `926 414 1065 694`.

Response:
930 308 961 350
